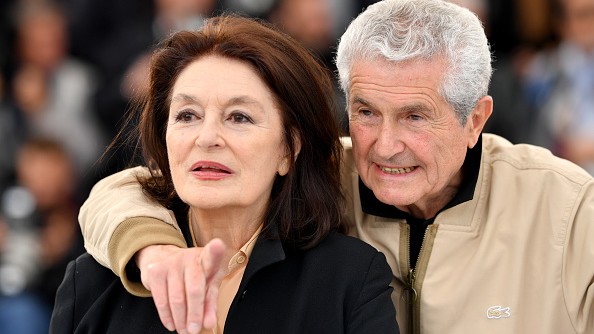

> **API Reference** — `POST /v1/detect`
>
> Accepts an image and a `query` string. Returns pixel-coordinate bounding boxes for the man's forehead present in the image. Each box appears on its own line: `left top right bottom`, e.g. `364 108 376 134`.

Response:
350 58 445 87
348 95 441 121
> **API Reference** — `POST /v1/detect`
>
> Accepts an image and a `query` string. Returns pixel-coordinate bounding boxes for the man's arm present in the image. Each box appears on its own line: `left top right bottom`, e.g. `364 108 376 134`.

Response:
564 180 594 333
78 166 186 293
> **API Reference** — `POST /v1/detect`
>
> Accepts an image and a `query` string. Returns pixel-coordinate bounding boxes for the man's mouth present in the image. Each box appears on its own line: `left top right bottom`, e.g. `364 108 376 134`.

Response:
379 166 417 174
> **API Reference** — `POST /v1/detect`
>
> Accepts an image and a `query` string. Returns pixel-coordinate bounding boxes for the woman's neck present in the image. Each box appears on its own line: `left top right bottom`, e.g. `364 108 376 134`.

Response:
189 207 263 253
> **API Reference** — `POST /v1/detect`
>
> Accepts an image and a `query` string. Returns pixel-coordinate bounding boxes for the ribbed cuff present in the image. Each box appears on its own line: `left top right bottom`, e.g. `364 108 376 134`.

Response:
108 217 187 296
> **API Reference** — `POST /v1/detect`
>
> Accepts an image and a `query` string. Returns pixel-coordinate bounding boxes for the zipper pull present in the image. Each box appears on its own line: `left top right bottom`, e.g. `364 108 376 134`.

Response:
404 268 418 305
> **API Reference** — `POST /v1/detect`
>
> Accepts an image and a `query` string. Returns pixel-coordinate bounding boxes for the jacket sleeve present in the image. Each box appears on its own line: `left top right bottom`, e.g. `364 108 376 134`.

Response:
49 260 76 334
78 166 186 295
348 251 400 334
564 180 594 333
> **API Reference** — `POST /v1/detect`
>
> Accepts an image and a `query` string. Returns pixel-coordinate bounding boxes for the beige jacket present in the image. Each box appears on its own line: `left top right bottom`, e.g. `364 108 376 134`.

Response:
80 134 594 333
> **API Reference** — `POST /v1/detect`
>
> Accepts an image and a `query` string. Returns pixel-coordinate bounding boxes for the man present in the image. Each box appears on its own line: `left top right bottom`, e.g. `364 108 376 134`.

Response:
76 0 594 333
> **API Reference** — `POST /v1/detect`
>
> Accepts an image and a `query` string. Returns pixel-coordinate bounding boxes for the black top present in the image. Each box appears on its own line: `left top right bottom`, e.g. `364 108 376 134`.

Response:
49 203 399 333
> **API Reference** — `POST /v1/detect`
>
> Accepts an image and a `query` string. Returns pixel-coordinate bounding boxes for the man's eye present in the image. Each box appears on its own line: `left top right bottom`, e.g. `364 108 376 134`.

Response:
354 108 377 118
360 109 373 117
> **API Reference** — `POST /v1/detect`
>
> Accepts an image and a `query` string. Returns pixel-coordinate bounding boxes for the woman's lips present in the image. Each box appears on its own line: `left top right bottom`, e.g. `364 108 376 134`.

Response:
190 161 234 179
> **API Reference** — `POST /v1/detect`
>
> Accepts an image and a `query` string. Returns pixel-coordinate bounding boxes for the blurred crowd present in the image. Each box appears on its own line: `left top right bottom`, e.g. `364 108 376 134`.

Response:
0 0 592 332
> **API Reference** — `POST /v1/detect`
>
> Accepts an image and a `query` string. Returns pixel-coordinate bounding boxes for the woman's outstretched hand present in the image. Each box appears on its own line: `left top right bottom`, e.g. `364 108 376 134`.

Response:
135 239 227 334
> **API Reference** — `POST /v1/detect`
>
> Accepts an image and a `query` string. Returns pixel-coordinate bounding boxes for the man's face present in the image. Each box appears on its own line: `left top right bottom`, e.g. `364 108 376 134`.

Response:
348 57 480 218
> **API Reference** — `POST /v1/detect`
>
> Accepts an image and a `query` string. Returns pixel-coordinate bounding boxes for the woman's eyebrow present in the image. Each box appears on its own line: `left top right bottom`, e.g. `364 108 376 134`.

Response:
226 96 262 107
171 93 198 103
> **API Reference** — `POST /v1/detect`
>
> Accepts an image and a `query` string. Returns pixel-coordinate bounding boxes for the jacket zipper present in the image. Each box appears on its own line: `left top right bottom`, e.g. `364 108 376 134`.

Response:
405 226 429 334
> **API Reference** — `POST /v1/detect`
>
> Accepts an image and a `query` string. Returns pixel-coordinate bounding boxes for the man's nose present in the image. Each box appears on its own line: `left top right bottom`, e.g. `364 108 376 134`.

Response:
375 121 405 159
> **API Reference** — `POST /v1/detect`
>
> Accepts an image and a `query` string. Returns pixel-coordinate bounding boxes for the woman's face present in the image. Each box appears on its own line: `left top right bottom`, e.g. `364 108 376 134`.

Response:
166 56 288 215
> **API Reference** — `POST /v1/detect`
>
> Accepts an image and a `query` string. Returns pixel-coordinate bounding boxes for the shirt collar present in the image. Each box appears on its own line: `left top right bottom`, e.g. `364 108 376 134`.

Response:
227 224 262 272
359 134 482 220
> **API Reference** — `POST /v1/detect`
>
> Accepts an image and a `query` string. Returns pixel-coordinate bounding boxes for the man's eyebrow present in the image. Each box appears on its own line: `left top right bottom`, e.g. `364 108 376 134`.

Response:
399 103 429 114
350 95 431 114
350 96 372 107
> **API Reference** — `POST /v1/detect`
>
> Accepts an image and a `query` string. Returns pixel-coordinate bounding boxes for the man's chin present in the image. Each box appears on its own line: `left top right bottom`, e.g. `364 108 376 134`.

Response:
373 188 418 208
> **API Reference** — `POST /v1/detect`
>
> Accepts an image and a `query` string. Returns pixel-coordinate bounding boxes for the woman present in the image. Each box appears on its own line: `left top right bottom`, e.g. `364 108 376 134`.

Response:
50 16 398 334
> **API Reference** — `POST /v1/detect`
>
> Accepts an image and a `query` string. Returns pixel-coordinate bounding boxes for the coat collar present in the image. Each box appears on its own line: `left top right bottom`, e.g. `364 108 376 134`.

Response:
240 225 286 289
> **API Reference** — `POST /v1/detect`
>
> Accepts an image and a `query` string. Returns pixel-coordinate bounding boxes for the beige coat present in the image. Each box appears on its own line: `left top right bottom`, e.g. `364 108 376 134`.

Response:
80 134 594 333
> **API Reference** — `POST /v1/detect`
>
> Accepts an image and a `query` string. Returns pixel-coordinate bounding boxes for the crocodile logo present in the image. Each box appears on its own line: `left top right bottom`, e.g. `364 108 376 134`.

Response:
487 306 511 319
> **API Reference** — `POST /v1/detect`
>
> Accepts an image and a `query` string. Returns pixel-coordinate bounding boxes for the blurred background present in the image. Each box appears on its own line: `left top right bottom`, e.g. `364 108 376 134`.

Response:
0 0 593 332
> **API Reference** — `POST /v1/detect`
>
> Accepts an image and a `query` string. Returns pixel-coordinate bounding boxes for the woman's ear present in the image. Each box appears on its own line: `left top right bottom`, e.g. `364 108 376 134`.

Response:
292 129 302 161
278 158 290 176
278 129 301 176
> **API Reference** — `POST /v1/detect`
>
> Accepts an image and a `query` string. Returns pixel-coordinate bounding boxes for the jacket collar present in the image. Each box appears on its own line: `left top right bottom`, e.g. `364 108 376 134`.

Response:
240 225 286 288
359 134 483 220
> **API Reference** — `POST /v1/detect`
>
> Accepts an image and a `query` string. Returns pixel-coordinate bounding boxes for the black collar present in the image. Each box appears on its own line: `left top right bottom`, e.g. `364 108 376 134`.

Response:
359 134 482 220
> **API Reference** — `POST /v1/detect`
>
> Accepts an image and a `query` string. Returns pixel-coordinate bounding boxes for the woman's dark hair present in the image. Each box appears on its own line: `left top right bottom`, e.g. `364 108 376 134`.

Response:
132 15 345 248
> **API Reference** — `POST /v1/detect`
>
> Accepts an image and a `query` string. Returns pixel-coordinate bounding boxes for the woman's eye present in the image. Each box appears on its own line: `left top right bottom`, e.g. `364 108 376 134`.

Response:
174 110 196 122
229 112 252 124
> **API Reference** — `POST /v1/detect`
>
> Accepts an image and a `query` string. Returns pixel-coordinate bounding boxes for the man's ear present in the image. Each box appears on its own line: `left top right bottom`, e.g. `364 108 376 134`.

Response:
466 95 493 148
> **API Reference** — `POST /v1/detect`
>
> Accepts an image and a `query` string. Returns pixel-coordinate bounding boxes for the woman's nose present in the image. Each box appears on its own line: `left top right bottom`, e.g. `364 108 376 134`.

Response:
194 117 225 149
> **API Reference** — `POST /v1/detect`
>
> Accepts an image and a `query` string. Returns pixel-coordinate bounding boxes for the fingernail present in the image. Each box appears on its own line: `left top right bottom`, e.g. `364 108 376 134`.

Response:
164 323 175 332
188 323 201 334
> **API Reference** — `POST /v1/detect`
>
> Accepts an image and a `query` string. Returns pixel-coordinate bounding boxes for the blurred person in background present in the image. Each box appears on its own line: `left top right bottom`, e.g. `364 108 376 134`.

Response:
120 0 218 101
1 0 21 195
451 0 552 145
525 0 594 174
0 70 24 195
481 0 594 175
268 0 345 70
267 0 363 134
9 0 109 196
65 0 153 149
445 0 562 146
0 137 84 334
65 0 218 178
